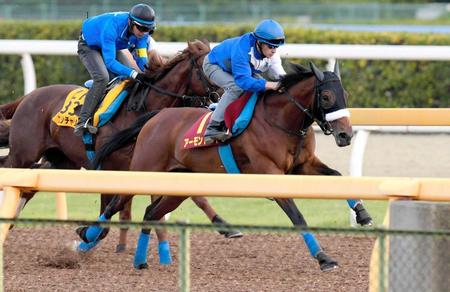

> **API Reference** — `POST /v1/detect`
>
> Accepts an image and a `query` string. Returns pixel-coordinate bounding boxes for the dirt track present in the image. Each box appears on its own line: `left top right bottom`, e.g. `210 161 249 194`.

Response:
5 227 374 292
3 133 450 291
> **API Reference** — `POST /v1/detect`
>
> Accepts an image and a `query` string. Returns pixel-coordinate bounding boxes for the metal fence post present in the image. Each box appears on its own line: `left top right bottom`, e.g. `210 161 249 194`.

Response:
378 232 386 292
178 225 190 292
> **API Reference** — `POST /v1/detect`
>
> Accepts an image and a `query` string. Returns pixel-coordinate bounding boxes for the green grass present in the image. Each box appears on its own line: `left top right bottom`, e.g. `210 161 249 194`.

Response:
19 192 388 228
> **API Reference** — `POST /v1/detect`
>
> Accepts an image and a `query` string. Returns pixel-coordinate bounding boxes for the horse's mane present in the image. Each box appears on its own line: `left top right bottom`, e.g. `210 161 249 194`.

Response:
145 39 210 81
280 63 314 89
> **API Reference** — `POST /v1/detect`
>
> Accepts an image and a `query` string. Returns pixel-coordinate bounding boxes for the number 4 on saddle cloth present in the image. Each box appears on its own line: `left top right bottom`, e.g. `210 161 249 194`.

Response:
182 91 257 174
52 78 133 161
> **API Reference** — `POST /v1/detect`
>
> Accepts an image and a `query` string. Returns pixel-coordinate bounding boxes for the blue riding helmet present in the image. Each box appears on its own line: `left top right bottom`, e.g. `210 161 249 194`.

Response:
129 3 156 30
253 19 285 47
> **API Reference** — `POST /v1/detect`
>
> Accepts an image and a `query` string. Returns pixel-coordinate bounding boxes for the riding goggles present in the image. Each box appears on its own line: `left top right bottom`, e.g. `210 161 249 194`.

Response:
133 21 155 34
258 37 285 48
267 43 280 49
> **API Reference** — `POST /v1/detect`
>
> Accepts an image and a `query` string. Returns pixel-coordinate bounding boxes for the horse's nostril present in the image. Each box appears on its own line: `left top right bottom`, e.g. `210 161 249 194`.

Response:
338 132 348 139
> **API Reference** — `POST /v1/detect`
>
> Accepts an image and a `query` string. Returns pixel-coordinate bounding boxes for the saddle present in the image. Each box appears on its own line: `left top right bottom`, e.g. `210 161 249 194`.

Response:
182 91 257 149
52 78 136 130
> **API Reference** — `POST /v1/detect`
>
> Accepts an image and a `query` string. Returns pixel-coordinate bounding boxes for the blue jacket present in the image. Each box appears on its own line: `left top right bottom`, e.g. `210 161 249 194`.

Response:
207 33 267 92
81 12 148 77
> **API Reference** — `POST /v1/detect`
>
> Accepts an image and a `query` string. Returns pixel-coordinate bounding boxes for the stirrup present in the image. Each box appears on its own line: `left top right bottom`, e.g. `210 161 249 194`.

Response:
82 119 98 134
204 132 231 144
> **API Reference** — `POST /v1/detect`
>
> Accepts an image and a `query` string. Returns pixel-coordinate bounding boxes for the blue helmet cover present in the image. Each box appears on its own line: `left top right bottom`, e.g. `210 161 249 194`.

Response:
253 19 285 47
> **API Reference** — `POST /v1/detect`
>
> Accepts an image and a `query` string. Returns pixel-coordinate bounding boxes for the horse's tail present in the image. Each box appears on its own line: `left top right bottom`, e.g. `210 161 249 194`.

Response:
93 110 160 169
0 119 10 147
0 96 25 119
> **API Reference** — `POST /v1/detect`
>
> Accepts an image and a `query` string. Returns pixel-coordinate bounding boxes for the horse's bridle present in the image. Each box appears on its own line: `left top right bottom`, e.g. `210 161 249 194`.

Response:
264 77 340 137
188 56 221 103
135 53 219 107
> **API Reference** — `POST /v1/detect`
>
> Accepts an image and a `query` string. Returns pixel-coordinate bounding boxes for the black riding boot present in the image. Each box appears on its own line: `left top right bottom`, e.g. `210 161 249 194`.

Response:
204 120 231 144
74 95 100 136
212 215 243 239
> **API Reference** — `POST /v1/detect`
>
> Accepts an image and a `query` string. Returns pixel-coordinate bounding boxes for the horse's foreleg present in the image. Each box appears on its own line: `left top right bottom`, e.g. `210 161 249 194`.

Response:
152 196 172 265
134 195 187 269
76 194 133 247
99 193 131 253
191 196 243 238
295 157 373 226
274 198 338 272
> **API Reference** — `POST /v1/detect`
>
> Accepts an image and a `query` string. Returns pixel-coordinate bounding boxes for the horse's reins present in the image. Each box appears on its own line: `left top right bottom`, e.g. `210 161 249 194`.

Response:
136 55 219 107
263 77 338 137
189 56 221 102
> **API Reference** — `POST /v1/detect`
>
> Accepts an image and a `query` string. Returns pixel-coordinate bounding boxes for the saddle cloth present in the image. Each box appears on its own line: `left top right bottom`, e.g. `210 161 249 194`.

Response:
182 91 257 149
52 80 130 128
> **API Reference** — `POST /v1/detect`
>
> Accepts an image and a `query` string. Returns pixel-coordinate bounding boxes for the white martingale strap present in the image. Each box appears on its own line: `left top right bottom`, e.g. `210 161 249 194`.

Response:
325 109 350 122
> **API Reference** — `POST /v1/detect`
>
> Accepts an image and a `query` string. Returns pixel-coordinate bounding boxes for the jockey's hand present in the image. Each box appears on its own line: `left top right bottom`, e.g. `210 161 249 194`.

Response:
133 72 149 84
266 81 281 91
135 73 148 83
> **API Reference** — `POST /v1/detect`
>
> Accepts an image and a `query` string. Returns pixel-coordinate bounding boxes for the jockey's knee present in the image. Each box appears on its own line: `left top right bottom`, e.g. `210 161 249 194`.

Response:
227 84 243 94
92 75 109 88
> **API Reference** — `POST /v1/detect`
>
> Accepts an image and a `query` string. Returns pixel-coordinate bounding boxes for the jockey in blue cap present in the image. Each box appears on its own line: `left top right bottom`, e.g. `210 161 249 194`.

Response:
202 19 287 143
74 3 156 136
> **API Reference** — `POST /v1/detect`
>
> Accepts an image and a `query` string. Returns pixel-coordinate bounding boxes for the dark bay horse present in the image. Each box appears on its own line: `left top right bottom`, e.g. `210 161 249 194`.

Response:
80 62 362 271
0 40 241 252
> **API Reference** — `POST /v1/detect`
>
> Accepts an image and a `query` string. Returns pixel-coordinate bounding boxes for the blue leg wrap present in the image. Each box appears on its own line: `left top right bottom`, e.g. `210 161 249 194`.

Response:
301 232 321 257
158 240 172 265
347 199 361 209
134 232 151 268
85 214 107 242
77 240 100 252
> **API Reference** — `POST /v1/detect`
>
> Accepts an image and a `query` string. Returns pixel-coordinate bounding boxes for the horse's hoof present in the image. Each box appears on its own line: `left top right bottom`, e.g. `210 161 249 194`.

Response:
354 204 373 227
116 244 126 253
98 228 110 240
75 226 89 243
316 251 339 272
134 263 149 270
223 230 243 239
321 262 339 272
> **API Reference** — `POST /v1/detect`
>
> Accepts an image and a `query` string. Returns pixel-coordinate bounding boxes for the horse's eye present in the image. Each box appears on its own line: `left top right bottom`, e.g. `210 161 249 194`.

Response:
320 90 336 109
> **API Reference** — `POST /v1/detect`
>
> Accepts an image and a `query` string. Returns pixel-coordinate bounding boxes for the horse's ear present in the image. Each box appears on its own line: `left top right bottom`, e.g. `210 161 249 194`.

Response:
201 38 210 47
334 60 341 80
309 62 324 82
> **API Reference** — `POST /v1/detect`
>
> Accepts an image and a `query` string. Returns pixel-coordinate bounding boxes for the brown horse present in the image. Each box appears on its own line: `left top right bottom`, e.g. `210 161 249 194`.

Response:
80 61 370 271
0 40 241 253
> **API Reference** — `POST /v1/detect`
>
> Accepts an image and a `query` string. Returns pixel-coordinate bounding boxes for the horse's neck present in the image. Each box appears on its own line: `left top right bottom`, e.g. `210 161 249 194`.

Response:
145 59 192 109
256 77 315 138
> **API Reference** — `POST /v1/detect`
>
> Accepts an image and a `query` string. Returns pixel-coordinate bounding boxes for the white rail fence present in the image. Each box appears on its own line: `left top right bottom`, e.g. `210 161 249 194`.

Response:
1 40 449 225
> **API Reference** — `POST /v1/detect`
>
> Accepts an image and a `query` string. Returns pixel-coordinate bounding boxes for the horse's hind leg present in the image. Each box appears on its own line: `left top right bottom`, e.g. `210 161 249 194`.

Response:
191 196 243 238
115 198 132 253
274 198 338 272
6 155 55 227
134 195 188 269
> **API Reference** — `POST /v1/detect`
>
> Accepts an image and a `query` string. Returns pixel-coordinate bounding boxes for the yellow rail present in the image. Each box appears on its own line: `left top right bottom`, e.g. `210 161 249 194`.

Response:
1 168 449 201
350 108 450 126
